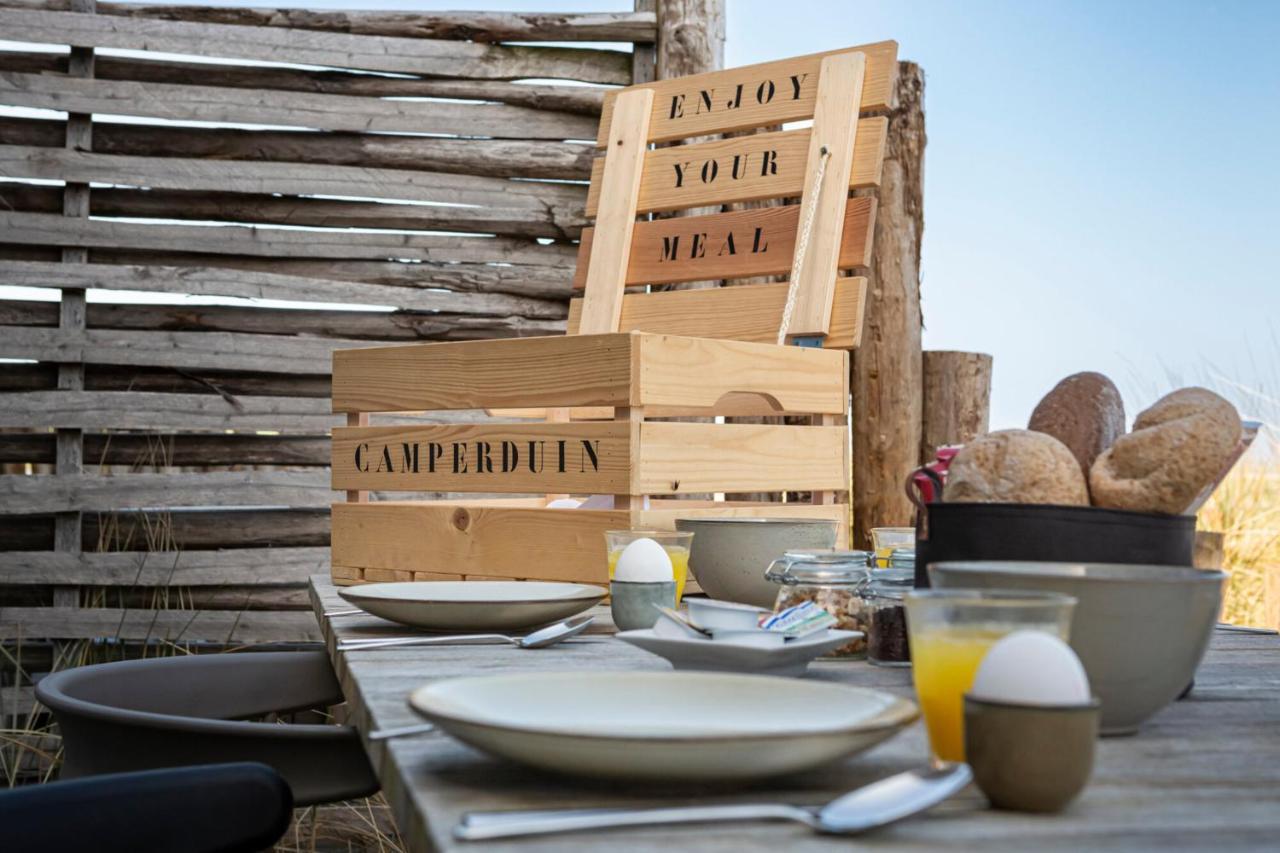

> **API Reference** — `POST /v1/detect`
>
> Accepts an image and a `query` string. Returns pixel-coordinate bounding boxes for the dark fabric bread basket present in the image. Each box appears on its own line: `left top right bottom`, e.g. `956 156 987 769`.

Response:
914 502 1197 588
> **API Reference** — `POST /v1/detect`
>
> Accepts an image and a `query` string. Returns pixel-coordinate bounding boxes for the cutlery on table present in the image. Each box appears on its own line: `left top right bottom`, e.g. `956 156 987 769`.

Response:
1216 622 1279 635
338 616 593 652
324 608 365 617
453 763 973 840
368 722 438 741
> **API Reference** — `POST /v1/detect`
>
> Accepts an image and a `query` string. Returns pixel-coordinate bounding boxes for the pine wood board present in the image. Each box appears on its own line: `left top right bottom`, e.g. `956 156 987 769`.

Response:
568 277 867 349
598 41 898 144
584 119 887 215
0 8 632 83
574 200 874 289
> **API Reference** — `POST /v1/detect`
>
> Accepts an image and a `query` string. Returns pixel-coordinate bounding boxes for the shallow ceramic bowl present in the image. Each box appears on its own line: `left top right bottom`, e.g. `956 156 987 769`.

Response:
930 561 1224 734
409 670 914 781
620 629 860 677
675 518 838 608
338 581 605 632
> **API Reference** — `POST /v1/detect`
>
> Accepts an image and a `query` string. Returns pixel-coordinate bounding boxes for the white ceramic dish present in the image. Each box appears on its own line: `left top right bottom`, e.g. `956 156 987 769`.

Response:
338 581 606 631
409 670 915 781
619 628 863 678
705 627 787 648
685 597 769 630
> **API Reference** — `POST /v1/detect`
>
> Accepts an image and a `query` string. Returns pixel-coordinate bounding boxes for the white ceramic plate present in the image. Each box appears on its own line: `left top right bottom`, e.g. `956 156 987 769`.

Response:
618 628 863 678
338 581 606 631
409 671 917 781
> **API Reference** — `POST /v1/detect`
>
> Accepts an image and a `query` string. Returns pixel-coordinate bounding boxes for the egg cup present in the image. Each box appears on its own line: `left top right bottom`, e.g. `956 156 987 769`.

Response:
610 580 677 631
963 694 1100 813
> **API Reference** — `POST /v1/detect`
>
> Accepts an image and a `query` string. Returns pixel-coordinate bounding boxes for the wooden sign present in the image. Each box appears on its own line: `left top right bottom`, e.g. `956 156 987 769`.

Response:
585 119 887 216
573 198 875 288
598 42 898 145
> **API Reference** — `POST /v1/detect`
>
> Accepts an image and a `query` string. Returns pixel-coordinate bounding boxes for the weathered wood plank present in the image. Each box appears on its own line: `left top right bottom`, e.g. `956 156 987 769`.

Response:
0 391 339 432
0 546 329 585
599 42 899 144
0 115 596 179
574 199 875 288
0 259 571 313
0 55 607 117
0 146 587 218
0 471 339 514
0 606 321 642
0 72 597 139
2 2 658 43
0 8 633 83
0 432 331 467
0 508 331 552
0 363 333 398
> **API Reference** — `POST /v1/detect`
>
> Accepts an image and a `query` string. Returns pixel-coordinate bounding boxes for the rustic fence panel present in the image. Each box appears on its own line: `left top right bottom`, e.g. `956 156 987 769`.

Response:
0 0 667 649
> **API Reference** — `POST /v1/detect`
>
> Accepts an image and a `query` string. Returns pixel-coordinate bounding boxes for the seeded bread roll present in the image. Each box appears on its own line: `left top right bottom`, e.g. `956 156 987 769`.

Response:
1028 372 1125 479
1089 387 1241 515
944 429 1090 506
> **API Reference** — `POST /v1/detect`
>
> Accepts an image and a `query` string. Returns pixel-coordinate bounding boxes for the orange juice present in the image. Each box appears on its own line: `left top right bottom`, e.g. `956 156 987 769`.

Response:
910 627 1008 762
608 546 690 602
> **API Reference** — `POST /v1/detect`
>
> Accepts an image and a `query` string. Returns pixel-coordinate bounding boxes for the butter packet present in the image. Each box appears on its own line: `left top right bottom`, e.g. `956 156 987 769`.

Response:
762 601 837 639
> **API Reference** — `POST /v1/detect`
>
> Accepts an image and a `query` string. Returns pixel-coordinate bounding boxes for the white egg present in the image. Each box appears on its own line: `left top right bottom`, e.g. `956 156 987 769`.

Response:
613 537 673 583
970 631 1091 706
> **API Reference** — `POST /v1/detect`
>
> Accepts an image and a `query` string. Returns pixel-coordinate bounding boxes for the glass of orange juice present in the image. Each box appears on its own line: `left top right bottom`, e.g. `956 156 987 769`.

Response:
605 530 694 602
905 589 1076 763
870 527 915 568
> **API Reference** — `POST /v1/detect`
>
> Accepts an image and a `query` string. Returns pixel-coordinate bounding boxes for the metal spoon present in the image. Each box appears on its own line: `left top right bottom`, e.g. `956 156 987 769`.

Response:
337 616 593 652
454 763 973 841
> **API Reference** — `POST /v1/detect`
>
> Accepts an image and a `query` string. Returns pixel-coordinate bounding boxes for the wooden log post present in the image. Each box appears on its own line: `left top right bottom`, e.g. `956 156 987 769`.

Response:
920 350 992 462
851 61 924 548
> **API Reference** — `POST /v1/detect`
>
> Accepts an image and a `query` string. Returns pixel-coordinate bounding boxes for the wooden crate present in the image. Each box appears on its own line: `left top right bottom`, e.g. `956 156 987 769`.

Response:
330 42 898 586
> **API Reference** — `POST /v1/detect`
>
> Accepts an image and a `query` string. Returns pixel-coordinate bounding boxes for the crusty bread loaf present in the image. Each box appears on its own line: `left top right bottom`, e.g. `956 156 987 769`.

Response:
1028 372 1125 479
944 429 1090 505
1089 387 1241 515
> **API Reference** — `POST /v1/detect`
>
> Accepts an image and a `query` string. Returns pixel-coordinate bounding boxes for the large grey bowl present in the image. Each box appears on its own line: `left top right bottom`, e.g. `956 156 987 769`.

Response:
675 517 838 608
930 561 1225 735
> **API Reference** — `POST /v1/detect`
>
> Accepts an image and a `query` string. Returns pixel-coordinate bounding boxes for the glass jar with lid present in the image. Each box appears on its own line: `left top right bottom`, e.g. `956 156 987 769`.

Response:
865 554 914 667
765 549 873 658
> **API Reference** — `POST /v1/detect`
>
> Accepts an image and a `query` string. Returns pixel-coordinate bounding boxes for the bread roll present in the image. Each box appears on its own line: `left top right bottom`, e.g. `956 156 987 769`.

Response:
1028 372 1125 479
1089 387 1241 515
944 429 1090 506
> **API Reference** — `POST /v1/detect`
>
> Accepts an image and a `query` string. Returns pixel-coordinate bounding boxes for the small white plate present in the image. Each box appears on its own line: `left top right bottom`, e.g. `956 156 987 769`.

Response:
338 581 605 631
409 671 916 781
618 628 863 677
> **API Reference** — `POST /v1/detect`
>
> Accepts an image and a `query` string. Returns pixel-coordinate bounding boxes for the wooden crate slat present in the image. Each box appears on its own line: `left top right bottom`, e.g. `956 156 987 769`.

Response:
0 8 633 83
1 147 587 216
573 198 875 288
5 2 659 43
332 422 633 494
597 41 898 144
0 471 340 514
0 259 569 315
0 72 598 139
0 607 322 643
568 278 867 349
584 119 887 215
0 546 329 585
332 334 635 414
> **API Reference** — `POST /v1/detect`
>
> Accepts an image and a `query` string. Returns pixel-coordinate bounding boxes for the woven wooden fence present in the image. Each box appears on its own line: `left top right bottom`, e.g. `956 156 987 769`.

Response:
0 0 722 654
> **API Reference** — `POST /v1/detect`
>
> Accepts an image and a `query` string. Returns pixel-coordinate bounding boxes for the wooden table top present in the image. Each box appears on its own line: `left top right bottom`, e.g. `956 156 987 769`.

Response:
310 575 1280 852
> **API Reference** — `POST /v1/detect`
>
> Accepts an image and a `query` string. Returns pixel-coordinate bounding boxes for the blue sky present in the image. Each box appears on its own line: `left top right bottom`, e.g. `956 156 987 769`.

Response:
9 0 1279 432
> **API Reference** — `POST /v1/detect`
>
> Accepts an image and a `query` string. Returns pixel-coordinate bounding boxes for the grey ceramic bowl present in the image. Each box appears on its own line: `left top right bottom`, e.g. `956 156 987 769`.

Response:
930 561 1225 734
675 517 839 608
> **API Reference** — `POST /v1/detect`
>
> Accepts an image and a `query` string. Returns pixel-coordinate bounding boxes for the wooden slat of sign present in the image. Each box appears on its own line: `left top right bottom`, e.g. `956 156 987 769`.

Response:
569 278 867 350
0 607 321 643
785 52 866 340
0 471 339 514
636 422 847 494
597 41 898 144
0 547 330 586
0 72 598 139
0 147 586 216
0 8 632 84
584 119 887 215
332 423 632 494
0 261 568 317
635 334 848 413
576 88 654 335
332 334 636 414
573 198 875 288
